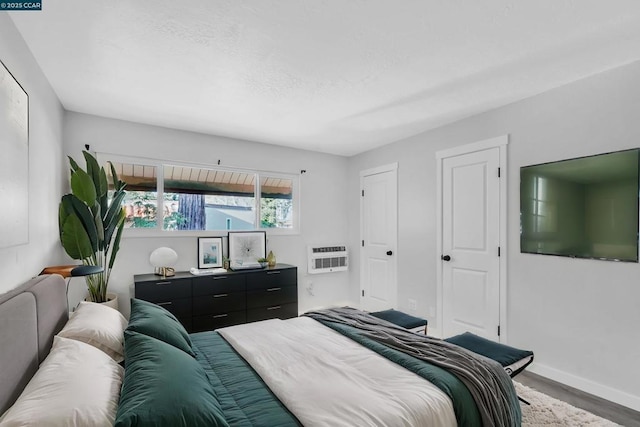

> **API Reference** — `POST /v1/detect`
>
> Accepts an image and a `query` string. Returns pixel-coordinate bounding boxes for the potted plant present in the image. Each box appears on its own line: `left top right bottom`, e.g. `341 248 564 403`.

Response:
58 151 127 304
257 257 268 268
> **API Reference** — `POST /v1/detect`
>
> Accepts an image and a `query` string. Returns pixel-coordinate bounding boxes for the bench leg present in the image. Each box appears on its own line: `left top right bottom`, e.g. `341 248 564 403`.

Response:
518 395 531 406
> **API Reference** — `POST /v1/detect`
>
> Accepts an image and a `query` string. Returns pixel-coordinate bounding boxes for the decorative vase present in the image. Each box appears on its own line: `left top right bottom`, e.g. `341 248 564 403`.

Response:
266 251 276 267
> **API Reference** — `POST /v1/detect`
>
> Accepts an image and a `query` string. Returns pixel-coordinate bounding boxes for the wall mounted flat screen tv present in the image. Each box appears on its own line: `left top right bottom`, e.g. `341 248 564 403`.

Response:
520 148 639 262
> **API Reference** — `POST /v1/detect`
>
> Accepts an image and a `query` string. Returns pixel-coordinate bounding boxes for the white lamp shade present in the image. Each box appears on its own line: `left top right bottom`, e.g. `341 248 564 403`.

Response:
149 247 178 268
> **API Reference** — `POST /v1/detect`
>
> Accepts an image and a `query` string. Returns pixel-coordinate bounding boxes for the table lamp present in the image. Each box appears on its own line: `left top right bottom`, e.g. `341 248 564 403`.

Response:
150 247 178 277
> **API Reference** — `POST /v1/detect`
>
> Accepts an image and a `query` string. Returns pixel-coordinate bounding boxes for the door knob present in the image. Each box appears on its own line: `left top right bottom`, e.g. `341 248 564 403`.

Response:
386 250 393 256
441 255 451 261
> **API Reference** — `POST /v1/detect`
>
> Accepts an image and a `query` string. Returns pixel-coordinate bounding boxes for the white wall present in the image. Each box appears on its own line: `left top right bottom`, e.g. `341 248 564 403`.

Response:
63 112 350 317
348 60 640 410
0 16 66 294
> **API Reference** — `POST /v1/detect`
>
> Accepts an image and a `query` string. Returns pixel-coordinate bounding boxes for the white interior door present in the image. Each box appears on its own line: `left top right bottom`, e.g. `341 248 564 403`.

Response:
360 164 398 312
441 147 501 340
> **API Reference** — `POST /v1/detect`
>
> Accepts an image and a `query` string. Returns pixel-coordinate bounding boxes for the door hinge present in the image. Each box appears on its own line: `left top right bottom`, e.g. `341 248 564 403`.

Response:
362 290 365 297
498 325 501 336
362 240 364 247
498 167 501 177
361 189 364 196
498 246 501 257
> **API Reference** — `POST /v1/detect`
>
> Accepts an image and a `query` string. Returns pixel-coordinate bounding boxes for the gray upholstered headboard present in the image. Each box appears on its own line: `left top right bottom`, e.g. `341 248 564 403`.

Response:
0 275 68 414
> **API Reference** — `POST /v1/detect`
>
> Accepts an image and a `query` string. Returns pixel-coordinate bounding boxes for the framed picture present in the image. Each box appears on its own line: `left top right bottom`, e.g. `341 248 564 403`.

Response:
198 237 223 268
228 231 266 263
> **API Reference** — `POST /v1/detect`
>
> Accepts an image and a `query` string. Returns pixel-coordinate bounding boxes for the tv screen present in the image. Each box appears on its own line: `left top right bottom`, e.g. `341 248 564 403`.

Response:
520 148 639 262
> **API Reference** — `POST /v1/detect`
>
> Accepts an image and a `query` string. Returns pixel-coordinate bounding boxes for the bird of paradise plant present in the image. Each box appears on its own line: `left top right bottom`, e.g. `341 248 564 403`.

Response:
58 151 126 303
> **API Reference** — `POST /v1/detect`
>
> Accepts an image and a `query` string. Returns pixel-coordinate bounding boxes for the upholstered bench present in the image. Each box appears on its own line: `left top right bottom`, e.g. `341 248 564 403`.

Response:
369 309 428 334
444 332 534 377
445 332 534 404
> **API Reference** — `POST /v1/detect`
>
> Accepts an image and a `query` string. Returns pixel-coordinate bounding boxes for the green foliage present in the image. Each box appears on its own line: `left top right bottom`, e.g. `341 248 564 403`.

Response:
124 191 186 230
58 151 127 303
261 198 292 228
164 211 186 230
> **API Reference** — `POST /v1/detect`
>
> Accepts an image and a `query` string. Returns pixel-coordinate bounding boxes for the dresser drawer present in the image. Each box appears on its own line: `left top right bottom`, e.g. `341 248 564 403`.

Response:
135 278 191 302
246 285 297 309
150 297 192 318
193 292 246 316
192 275 246 296
133 265 297 331
246 268 297 291
192 310 246 332
247 302 298 322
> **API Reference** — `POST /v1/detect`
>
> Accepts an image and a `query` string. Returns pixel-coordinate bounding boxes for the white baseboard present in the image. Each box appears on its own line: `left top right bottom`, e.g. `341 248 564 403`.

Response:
527 362 640 412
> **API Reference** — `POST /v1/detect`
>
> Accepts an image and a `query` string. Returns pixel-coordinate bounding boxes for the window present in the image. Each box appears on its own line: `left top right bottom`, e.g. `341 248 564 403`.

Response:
163 165 257 231
260 175 293 228
102 154 299 234
109 161 159 229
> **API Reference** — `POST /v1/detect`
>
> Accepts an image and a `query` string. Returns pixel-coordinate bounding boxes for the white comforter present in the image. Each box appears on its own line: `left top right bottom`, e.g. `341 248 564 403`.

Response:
218 317 457 427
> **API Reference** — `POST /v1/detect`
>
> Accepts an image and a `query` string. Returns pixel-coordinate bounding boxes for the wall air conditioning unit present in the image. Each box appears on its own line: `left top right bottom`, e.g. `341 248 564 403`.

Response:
307 245 348 274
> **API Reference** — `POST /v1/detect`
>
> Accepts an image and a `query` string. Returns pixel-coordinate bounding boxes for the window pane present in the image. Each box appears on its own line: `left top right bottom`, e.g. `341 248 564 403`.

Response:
260 176 293 228
108 161 158 228
163 165 256 230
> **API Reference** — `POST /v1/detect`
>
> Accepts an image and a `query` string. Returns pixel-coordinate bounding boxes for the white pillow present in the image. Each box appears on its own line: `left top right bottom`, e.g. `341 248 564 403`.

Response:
0 336 124 427
58 301 128 362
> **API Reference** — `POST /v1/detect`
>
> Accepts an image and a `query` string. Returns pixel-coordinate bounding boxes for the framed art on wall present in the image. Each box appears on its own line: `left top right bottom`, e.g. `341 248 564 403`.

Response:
198 237 223 268
228 231 266 264
0 60 29 248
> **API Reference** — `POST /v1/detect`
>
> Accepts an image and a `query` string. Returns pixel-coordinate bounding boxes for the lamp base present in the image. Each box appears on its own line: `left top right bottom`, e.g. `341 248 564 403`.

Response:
154 267 175 277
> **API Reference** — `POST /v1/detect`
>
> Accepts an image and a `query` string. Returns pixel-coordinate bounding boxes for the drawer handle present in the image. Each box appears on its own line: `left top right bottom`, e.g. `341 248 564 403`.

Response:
266 287 281 292
213 276 228 280
266 271 281 275
213 294 228 298
157 301 172 306
267 306 281 310
212 314 228 318
155 281 172 285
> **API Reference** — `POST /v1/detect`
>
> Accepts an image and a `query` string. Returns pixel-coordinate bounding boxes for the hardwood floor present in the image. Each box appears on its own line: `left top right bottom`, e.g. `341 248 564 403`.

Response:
517 371 640 427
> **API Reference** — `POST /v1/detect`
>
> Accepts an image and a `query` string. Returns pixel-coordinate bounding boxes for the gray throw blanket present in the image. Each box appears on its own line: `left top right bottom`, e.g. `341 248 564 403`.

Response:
304 307 521 427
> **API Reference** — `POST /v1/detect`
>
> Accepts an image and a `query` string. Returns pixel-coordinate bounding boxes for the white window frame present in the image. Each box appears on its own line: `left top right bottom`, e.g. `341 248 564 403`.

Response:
97 153 300 237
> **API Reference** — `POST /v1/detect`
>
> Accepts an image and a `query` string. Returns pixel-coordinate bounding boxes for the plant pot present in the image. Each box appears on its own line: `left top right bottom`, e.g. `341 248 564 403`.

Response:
86 293 118 311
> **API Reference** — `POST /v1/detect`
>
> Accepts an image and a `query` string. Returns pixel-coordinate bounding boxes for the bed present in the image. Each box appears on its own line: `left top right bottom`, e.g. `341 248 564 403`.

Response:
0 275 521 426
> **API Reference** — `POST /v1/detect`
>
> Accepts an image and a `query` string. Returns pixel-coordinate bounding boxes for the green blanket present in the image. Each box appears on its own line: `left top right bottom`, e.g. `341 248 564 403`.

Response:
191 332 301 427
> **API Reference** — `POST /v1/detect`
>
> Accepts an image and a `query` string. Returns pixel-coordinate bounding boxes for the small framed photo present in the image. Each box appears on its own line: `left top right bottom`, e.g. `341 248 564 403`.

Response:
198 237 223 268
228 231 266 263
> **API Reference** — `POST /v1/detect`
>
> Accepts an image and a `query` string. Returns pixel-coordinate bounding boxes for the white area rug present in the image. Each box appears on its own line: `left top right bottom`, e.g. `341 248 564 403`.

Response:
516 382 621 426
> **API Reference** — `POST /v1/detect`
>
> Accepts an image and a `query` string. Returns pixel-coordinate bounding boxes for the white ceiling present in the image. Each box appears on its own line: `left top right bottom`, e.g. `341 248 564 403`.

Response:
9 1 640 156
